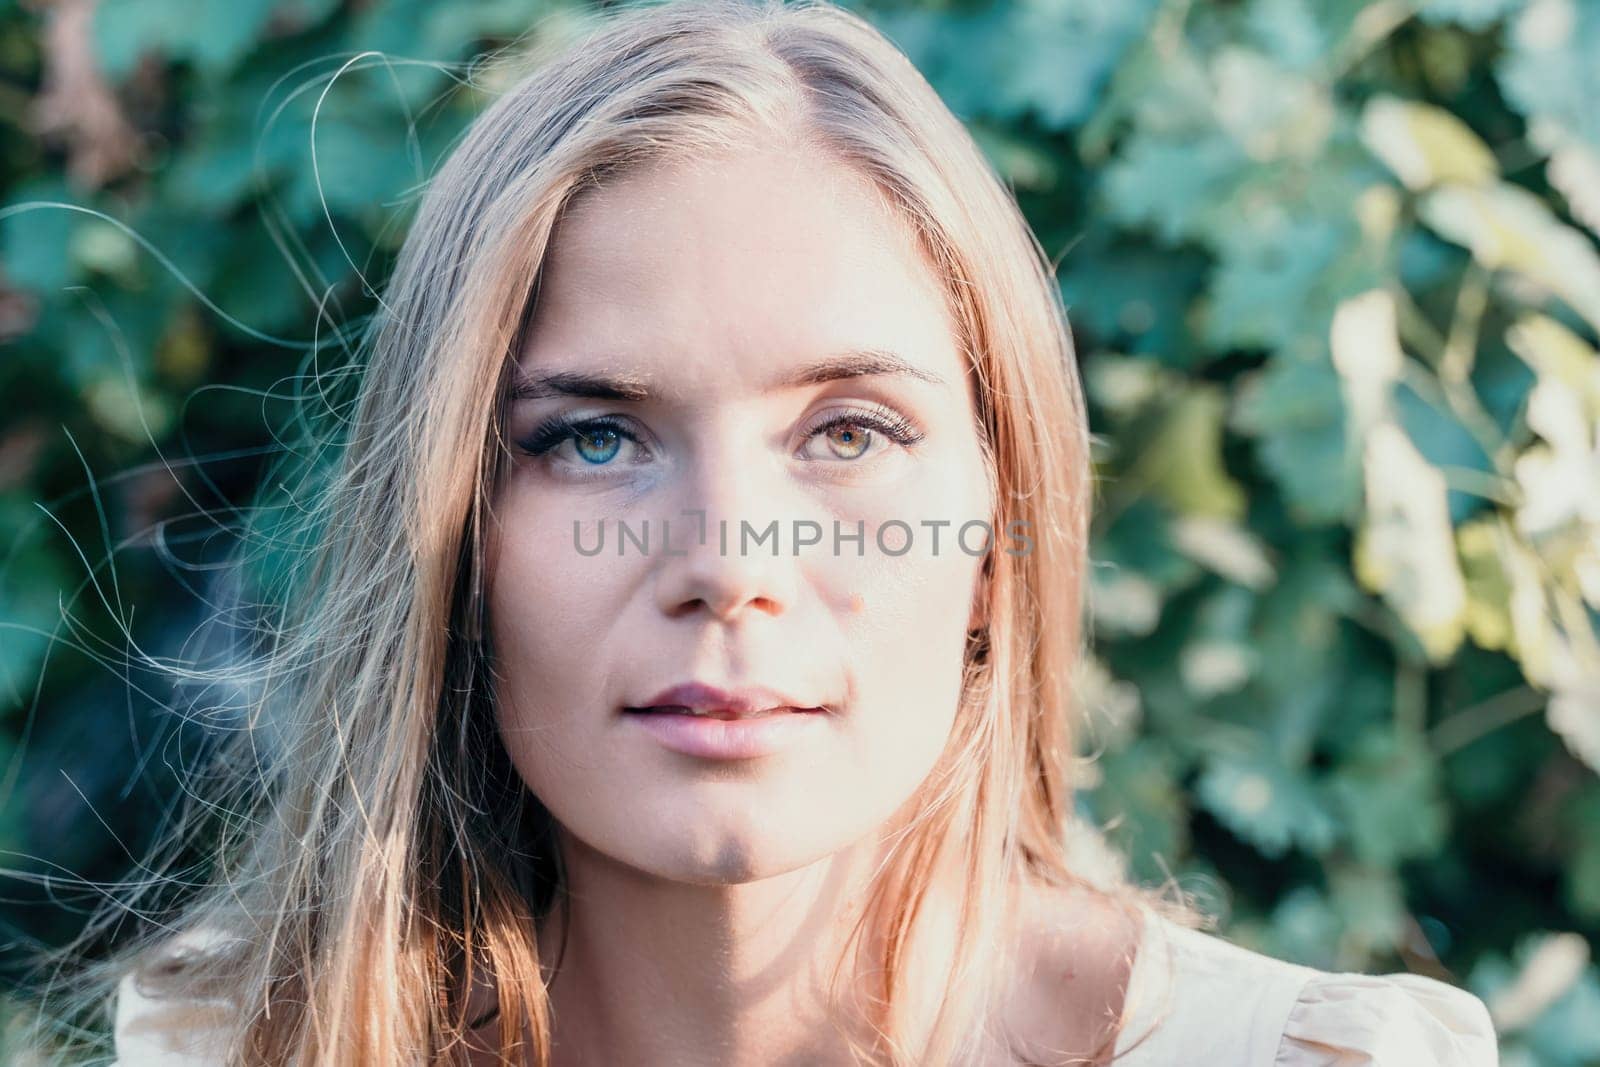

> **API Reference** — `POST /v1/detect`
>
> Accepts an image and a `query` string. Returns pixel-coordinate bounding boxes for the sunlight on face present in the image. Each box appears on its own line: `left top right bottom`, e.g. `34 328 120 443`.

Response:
485 136 995 885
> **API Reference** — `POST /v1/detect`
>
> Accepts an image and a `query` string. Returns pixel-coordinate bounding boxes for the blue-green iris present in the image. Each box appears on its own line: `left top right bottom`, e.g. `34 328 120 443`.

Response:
576 427 622 464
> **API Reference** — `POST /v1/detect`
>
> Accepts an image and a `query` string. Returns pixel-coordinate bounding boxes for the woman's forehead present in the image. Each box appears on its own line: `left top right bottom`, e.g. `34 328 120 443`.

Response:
517 143 966 394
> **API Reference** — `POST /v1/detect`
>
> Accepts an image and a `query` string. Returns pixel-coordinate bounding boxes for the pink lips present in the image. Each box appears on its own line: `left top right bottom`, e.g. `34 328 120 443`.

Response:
622 681 831 759
630 681 827 718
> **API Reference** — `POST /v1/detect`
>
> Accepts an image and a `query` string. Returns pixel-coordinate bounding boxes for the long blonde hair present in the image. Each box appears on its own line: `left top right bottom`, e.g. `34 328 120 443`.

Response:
7 1 1202 1063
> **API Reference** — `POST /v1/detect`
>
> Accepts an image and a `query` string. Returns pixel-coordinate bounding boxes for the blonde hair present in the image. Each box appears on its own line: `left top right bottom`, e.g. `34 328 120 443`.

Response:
6 1 1204 1063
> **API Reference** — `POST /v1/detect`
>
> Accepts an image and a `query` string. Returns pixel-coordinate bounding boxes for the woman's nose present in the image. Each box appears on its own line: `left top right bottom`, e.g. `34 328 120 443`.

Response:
651 448 803 623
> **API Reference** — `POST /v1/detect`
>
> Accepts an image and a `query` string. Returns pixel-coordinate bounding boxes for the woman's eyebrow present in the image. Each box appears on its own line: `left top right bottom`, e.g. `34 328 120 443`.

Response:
510 368 650 403
768 348 947 390
509 348 947 402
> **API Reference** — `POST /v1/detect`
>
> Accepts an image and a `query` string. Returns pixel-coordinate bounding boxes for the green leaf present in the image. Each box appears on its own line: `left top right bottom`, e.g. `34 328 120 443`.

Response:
1263 885 1342 967
1239 0 1335 74
1418 0 1526 31
1497 1 1600 150
1203 213 1347 349
1232 352 1360 526
1059 233 1208 364
1083 738 1191 884
2 181 81 293
1196 735 1338 858
0 498 71 712
873 0 1160 130
1564 786 1600 920
1327 863 1407 957
280 114 423 223
1391 381 1495 525
93 0 280 80
1101 134 1251 245
1328 728 1450 866
1094 497 1203 592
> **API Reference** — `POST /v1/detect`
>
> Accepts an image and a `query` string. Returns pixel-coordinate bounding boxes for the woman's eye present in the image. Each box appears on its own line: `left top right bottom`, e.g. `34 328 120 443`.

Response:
515 404 925 478
797 406 926 463
517 415 649 473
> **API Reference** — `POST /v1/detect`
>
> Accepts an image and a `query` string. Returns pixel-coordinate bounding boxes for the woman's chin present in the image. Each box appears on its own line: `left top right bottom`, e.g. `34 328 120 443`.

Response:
631 831 836 886
588 818 870 888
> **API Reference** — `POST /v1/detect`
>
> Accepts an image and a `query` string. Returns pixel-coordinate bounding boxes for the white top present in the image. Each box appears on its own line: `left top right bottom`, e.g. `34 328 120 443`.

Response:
110 907 1502 1065
1113 905 1501 1065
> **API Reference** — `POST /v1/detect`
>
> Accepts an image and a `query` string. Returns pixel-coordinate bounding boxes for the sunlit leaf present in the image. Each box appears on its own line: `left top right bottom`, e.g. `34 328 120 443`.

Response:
1072 653 1144 750
1420 181 1600 332
83 375 174 444
1330 288 1404 434
1083 353 1173 418
1170 514 1278 590
1139 386 1248 519
1360 96 1499 190
1211 46 1334 162
1511 389 1600 538
1506 314 1600 415
1457 517 1516 651
1352 420 1468 662
1087 566 1164 638
1534 120 1600 240
1487 931 1590 1033
1503 526 1562 686
1181 638 1258 699
1549 682 1600 774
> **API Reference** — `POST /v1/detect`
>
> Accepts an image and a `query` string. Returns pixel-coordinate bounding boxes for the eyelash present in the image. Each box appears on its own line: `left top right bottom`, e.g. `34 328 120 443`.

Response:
799 403 926 451
515 404 926 469
517 413 645 461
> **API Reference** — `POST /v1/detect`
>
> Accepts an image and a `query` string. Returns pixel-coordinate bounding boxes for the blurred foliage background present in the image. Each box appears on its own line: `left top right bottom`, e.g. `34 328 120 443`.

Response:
0 0 1597 1062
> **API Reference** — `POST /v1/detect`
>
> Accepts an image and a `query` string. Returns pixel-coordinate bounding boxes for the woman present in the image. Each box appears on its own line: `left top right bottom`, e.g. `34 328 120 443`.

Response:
16 0 1498 1063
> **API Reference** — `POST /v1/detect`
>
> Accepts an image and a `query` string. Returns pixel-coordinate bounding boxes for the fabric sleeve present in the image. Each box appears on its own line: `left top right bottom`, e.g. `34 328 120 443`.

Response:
110 967 237 1067
1274 970 1500 1066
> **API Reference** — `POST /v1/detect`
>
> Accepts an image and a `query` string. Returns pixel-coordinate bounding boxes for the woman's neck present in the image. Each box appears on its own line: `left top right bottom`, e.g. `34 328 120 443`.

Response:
514 837 1134 1067
533 832 896 1067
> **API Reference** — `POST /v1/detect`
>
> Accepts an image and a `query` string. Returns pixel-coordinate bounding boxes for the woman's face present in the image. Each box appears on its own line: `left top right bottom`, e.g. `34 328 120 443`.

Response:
486 138 995 885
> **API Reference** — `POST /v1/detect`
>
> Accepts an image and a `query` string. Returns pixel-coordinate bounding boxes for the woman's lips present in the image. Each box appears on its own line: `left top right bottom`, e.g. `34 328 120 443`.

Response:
631 680 830 717
621 705 830 759
625 705 824 720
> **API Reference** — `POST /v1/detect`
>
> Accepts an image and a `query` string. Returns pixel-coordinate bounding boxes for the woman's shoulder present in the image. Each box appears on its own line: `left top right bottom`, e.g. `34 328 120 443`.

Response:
109 924 243 1067
1114 904 1500 1066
